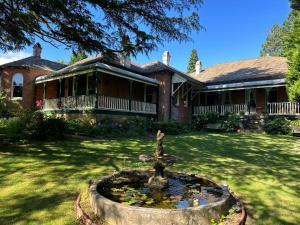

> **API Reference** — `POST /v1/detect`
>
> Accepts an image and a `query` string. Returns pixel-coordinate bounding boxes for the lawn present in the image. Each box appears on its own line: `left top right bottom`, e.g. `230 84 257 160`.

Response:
0 132 299 225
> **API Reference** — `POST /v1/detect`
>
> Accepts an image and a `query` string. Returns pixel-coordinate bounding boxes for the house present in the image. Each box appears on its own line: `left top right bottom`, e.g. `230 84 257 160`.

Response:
1 43 299 122
190 57 300 117
34 51 203 123
0 44 65 108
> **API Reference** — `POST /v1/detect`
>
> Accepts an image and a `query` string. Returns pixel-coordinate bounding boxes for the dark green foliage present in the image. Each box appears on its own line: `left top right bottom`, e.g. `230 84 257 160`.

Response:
290 119 300 127
187 49 199 73
264 117 292 135
291 0 300 10
0 93 24 118
69 51 88 65
220 113 240 132
153 120 191 135
285 11 300 102
65 116 192 137
32 118 67 140
260 11 297 57
0 1 202 55
192 112 220 130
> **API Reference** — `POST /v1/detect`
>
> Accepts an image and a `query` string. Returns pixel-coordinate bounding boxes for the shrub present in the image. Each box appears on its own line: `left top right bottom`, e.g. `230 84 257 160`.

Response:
0 93 24 118
290 119 300 128
264 117 292 135
0 117 26 140
32 118 67 140
153 120 191 135
193 112 220 130
221 113 240 132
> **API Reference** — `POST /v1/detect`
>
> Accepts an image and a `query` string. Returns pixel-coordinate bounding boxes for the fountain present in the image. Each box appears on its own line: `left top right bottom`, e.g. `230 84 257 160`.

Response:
90 131 246 225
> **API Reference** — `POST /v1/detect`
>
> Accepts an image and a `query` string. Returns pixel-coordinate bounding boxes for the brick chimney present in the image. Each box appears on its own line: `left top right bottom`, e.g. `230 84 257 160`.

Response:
33 43 42 58
195 60 202 75
162 51 170 66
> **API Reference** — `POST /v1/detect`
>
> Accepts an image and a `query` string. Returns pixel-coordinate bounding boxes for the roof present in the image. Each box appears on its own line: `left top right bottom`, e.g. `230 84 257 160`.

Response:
0 56 66 71
189 56 288 85
35 61 160 86
51 55 203 86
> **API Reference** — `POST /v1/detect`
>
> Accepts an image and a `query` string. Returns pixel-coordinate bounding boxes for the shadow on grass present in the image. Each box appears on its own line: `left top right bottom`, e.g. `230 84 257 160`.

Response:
0 132 299 224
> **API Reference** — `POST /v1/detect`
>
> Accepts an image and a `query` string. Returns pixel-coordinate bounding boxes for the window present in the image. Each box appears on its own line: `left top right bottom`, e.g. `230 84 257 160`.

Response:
87 74 96 95
182 84 190 107
11 73 23 99
268 88 277 103
172 83 180 106
222 92 231 105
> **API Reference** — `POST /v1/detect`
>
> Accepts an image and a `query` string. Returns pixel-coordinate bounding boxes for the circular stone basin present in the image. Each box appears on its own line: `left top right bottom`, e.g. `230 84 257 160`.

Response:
90 170 235 225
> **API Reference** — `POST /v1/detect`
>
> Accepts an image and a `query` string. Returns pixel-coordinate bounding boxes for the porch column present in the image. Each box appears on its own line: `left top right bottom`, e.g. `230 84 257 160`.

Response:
129 80 133 111
59 79 62 100
156 86 159 118
43 82 46 100
218 91 222 114
95 73 100 108
33 83 37 108
75 76 78 108
144 84 147 102
265 88 271 114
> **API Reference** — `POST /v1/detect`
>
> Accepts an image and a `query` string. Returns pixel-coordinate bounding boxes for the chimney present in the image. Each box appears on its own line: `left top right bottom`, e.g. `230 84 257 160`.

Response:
195 60 202 75
162 51 170 66
119 52 131 68
33 43 42 58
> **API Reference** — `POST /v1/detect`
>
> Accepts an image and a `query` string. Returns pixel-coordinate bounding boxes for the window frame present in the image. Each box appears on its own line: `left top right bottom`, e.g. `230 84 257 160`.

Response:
11 73 24 100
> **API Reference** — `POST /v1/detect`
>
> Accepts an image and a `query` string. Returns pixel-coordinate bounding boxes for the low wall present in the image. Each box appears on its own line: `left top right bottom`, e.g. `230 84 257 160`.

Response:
90 170 233 225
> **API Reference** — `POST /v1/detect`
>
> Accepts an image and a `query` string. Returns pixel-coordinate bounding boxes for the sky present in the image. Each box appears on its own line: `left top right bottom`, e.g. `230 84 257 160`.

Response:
0 0 292 72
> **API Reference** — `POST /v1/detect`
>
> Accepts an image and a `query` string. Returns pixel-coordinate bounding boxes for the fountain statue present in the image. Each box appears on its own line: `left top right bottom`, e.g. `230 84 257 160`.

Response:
139 130 179 189
89 131 246 225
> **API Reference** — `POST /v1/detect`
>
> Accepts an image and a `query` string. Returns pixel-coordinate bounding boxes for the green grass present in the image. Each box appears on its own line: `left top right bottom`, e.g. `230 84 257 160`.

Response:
0 132 299 225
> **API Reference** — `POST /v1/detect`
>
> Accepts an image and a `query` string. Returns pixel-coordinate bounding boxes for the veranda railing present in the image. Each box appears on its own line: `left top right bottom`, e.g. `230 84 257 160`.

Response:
193 104 248 116
43 95 156 114
268 102 300 115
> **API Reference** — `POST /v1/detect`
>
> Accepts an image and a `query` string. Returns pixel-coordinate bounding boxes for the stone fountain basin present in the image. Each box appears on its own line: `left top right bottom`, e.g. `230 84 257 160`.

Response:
90 170 234 225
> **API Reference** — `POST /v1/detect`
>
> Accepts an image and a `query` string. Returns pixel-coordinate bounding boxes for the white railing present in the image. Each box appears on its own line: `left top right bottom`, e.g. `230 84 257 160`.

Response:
44 98 60 110
131 100 157 114
193 104 248 116
98 95 129 111
268 102 300 115
43 95 156 114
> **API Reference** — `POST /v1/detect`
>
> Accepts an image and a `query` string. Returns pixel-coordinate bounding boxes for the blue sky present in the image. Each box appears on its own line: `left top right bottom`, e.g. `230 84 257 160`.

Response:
0 0 291 72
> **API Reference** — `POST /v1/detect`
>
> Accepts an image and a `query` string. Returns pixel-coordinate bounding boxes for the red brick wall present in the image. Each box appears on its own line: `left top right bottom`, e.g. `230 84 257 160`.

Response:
101 74 130 98
149 71 172 121
45 80 58 99
0 67 51 108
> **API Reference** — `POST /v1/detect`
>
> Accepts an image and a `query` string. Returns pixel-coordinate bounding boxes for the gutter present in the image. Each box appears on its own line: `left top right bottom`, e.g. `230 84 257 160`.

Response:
35 62 159 86
202 78 286 92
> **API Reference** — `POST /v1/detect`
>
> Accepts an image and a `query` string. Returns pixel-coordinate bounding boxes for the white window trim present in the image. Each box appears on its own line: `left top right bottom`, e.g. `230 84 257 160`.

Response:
11 73 24 100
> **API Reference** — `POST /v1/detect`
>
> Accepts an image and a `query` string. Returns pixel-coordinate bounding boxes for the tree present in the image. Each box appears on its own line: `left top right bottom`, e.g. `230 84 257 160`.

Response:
291 0 300 10
187 49 199 73
0 1 202 56
260 11 297 57
285 11 300 102
69 51 88 65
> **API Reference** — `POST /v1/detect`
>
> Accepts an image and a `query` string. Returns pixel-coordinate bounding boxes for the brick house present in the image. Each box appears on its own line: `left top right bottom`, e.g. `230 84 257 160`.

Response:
0 44 65 108
1 44 299 122
34 51 203 122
